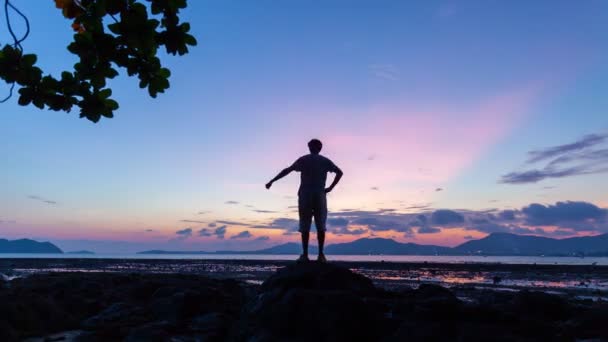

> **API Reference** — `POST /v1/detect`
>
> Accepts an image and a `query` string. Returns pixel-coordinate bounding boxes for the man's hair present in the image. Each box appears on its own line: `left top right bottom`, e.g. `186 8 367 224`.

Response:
308 139 323 154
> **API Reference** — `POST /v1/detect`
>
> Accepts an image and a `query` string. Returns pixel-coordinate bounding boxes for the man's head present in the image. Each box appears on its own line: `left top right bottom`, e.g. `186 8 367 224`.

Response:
308 139 323 154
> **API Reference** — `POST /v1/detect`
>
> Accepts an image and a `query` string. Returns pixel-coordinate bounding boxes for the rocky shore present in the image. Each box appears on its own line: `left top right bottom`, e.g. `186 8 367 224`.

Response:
1 262 607 341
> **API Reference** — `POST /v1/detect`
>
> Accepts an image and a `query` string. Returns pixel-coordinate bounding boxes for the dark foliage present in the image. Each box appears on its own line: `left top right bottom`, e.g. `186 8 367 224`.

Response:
0 0 197 122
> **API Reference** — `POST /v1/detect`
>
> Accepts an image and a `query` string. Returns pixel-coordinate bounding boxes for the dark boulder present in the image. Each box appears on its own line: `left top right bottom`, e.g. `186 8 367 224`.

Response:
261 262 376 295
511 290 571 320
189 312 229 340
241 262 387 341
0 320 17 342
82 303 150 338
125 321 172 342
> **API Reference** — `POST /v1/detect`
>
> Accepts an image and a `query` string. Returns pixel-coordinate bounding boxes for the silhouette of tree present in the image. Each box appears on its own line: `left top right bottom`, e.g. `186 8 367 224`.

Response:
0 0 197 122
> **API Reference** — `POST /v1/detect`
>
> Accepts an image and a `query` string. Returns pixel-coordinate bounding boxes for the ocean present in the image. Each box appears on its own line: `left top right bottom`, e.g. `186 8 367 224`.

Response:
1 253 607 265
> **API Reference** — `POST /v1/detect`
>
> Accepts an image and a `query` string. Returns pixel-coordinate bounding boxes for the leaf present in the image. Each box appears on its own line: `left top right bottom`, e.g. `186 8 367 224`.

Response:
99 88 112 98
22 54 37 66
1 0 196 122
158 68 171 78
105 99 119 110
184 34 197 46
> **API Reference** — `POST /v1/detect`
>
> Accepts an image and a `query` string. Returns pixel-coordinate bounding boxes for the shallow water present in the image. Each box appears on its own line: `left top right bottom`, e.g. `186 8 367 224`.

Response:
3 258 607 298
2 253 608 265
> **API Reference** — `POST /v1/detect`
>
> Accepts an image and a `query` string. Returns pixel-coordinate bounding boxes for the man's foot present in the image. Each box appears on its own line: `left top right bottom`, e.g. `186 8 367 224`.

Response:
296 254 310 263
317 253 327 263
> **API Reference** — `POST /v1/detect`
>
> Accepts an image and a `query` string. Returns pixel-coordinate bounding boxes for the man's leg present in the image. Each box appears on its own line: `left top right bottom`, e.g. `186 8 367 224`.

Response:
301 231 310 257
298 193 312 262
317 230 325 255
313 191 328 262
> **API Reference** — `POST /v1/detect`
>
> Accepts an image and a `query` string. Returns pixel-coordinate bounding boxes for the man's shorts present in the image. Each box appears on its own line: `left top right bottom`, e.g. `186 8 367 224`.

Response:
298 190 327 233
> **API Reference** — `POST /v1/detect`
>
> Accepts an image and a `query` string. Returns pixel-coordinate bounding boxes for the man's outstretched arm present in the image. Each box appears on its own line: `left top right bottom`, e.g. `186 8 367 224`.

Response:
266 166 295 189
325 167 343 193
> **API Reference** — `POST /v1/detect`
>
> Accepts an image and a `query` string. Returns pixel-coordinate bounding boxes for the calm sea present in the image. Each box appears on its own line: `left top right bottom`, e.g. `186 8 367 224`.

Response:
1 253 607 265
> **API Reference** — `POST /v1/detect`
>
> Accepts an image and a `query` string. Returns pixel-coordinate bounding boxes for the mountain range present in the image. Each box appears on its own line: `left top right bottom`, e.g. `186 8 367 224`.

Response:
0 239 63 253
138 233 608 256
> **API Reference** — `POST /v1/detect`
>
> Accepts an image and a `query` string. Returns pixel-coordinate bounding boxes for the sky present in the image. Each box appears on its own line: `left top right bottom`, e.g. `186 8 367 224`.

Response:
1 1 608 253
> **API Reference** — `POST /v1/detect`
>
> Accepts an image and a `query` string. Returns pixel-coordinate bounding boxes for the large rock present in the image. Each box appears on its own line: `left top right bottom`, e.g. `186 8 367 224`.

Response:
82 303 150 333
125 321 172 342
241 262 387 341
261 262 376 295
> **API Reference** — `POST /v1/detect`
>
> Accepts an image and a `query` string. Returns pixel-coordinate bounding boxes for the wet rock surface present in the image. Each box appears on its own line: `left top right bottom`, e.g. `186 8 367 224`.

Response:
1 263 608 341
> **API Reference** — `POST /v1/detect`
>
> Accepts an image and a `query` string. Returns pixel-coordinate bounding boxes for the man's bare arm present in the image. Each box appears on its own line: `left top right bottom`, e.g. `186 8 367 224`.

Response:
266 166 295 189
325 168 343 193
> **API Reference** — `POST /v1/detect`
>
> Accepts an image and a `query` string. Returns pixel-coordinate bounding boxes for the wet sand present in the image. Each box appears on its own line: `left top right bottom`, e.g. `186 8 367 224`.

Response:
2 258 607 299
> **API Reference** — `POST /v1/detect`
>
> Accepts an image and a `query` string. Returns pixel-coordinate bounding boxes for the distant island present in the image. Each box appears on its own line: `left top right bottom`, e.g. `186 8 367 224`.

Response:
66 250 95 255
138 233 608 257
0 238 63 253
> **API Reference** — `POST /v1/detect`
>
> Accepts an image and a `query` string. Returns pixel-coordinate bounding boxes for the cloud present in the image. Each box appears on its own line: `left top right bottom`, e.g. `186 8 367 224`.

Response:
167 200 608 242
214 225 227 239
198 228 213 237
174 228 193 240
417 226 441 234
467 222 530 235
331 201 608 236
521 201 607 228
255 236 270 241
265 218 300 231
327 217 365 234
498 210 516 220
351 217 411 233
369 64 399 80
225 201 239 205
370 187 379 191
216 220 251 226
527 134 607 163
333 226 368 235
144 229 155 232
407 214 440 234
404 204 432 210
406 214 426 227
27 195 57 205
327 217 349 227
198 211 210 215
501 133 608 184
500 167 593 184
230 230 252 239
435 188 443 192
430 210 465 226
253 209 278 214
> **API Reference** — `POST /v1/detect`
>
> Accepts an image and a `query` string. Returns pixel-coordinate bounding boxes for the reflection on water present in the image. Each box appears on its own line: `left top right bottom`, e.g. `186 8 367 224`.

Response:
2 253 608 265
352 267 608 292
2 260 606 298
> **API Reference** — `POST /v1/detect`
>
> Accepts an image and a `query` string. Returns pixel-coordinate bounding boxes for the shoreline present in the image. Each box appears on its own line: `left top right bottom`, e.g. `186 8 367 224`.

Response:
2 258 607 298
2 263 608 341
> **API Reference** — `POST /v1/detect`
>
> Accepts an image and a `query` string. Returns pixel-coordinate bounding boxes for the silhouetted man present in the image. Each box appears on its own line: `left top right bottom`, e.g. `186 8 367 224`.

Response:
266 139 343 263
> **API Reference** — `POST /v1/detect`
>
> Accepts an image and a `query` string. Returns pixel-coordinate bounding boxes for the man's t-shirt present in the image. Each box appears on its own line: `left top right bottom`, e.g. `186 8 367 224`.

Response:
291 154 340 194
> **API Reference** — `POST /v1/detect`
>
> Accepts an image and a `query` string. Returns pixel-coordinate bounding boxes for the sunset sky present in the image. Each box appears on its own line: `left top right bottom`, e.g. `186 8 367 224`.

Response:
1 1 607 253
